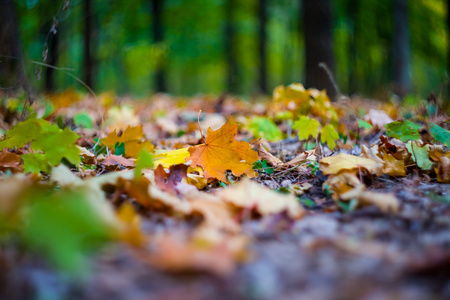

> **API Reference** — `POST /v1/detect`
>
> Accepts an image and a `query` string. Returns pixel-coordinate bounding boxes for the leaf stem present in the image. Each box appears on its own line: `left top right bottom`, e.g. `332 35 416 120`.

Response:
198 110 206 144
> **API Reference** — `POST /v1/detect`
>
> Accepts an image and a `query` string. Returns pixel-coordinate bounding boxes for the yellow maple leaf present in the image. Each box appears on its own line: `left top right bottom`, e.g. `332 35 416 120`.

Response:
187 122 259 182
320 153 381 175
154 147 190 168
101 126 154 158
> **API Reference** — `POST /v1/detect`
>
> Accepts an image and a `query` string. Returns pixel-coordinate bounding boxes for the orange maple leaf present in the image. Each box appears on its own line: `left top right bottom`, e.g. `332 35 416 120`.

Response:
187 122 259 182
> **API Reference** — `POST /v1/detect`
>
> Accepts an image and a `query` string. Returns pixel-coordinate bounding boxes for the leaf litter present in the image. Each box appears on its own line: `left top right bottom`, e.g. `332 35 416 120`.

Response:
0 85 450 299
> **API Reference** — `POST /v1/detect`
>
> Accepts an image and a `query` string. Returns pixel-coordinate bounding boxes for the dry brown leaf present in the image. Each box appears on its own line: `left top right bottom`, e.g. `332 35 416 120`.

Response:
257 144 282 166
102 155 135 168
142 231 247 276
0 149 22 173
364 109 393 129
185 190 240 233
218 178 305 219
382 151 406 177
340 185 399 213
324 172 362 200
320 153 382 176
429 149 450 182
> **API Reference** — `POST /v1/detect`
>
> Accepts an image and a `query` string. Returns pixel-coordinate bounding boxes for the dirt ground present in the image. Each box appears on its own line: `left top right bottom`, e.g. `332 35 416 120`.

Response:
2 174 449 300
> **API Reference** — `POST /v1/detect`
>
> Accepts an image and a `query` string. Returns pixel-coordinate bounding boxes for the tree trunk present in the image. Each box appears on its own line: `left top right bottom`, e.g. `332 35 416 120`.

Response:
302 0 336 99
393 0 410 97
153 0 166 92
0 0 25 91
258 0 267 94
347 0 358 95
83 0 94 89
225 0 238 94
45 30 59 92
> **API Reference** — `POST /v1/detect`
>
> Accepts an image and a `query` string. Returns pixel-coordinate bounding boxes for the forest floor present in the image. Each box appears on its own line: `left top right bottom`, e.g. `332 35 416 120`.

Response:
1 86 450 300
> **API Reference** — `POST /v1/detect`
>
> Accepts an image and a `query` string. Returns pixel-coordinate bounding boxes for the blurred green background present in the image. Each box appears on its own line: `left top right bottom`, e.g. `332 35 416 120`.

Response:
9 0 450 98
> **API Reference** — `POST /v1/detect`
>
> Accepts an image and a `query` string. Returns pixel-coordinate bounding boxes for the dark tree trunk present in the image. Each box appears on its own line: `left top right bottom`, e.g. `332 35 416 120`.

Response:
225 0 238 94
347 0 359 95
258 0 267 94
153 0 166 92
302 0 336 99
45 30 59 92
83 0 94 88
0 0 25 91
393 0 410 97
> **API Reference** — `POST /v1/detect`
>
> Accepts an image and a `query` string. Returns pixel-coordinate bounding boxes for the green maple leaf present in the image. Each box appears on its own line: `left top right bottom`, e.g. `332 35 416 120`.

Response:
22 153 50 174
293 116 321 140
248 117 282 141
320 124 340 150
406 141 433 170
0 117 56 150
430 123 450 148
385 120 421 142
32 127 80 166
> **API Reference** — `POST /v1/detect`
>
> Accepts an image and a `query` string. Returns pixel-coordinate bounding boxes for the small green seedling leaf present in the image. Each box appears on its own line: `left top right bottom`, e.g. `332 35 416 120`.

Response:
430 123 450 148
252 159 274 175
320 124 340 150
385 120 421 142
293 116 321 140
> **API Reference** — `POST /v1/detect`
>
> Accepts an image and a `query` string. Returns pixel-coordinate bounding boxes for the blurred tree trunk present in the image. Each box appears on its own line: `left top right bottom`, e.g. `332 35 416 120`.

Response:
83 0 94 88
258 0 267 94
347 0 359 95
392 0 410 97
45 29 59 92
225 0 238 94
0 0 25 92
153 0 166 92
303 0 336 99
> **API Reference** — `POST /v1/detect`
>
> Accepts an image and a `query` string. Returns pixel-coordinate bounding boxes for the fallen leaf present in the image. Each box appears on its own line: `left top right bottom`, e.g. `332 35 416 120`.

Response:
218 178 305 219
102 155 135 168
385 120 421 142
320 153 382 176
293 115 320 140
340 185 399 213
257 144 282 166
364 109 393 129
405 141 433 171
429 149 450 182
430 123 450 148
154 147 190 168
188 122 259 182
101 126 154 158
154 164 188 195
381 151 406 176
248 116 282 141
0 149 22 172
320 124 340 150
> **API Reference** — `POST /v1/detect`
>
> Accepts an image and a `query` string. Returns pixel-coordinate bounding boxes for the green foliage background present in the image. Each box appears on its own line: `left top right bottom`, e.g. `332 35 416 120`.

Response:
17 0 448 98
